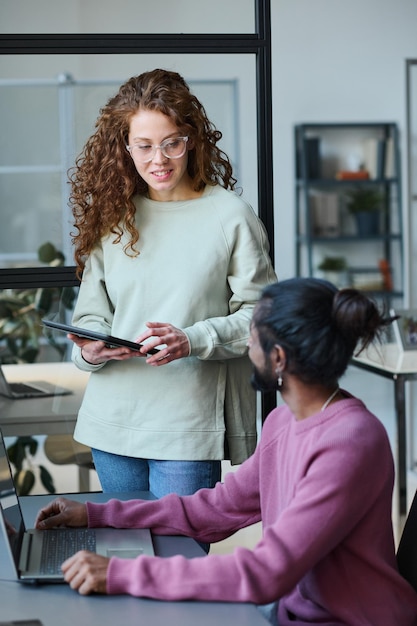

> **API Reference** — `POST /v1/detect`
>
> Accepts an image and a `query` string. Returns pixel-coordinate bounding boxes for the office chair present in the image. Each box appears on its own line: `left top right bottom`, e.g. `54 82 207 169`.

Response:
397 489 417 593
44 434 95 492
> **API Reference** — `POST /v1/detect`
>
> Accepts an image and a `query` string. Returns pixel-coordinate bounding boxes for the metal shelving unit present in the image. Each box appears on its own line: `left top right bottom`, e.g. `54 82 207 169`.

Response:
295 122 404 307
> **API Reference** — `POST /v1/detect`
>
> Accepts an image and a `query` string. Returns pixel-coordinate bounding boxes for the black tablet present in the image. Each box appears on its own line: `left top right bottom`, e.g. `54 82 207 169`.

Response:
42 319 160 355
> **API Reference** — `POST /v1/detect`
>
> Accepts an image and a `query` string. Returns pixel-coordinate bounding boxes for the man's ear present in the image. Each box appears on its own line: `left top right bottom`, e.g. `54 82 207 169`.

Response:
272 344 286 374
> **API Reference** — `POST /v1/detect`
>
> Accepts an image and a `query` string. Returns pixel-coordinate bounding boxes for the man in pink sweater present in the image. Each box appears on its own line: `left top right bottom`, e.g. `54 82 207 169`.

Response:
36 279 417 625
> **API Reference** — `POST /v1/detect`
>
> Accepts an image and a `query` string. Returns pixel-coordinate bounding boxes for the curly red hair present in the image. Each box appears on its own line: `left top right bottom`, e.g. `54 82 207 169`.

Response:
69 68 237 276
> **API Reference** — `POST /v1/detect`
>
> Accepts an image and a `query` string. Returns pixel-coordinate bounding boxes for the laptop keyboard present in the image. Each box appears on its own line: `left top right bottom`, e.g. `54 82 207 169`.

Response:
40 528 96 575
10 382 43 394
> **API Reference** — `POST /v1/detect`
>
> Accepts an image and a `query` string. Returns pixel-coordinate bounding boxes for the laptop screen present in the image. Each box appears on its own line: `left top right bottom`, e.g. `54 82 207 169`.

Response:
0 364 13 397
0 434 26 573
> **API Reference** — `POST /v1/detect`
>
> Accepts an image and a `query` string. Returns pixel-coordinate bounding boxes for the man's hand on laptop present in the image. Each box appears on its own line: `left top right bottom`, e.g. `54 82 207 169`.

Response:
35 497 88 529
35 497 110 594
62 550 109 595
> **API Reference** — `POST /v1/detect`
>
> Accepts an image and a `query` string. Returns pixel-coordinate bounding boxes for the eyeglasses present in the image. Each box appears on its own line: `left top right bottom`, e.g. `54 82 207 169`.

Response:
126 136 189 163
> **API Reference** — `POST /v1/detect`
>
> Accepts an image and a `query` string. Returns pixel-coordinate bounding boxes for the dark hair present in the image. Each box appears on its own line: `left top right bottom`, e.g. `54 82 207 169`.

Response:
252 278 394 386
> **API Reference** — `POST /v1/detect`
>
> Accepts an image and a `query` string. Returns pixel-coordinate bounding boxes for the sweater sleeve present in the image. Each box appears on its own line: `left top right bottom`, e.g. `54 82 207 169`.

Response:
87 403 399 606
85 428 299 604
71 244 113 372
86 448 262 542
71 192 276 365
184 202 276 360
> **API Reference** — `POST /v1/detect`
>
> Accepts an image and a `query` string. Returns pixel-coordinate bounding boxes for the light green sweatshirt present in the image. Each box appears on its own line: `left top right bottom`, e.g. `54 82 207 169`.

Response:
72 184 277 464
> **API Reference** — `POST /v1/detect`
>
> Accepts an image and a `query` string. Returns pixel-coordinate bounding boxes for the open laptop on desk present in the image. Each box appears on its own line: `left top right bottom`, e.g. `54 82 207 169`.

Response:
0 364 72 400
0 430 154 583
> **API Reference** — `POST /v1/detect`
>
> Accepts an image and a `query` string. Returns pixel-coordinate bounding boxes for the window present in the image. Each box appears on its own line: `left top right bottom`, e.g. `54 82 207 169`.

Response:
0 0 274 289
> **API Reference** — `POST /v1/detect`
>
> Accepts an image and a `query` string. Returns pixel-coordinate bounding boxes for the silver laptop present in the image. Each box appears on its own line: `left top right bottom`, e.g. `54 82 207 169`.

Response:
0 430 154 583
0 364 71 400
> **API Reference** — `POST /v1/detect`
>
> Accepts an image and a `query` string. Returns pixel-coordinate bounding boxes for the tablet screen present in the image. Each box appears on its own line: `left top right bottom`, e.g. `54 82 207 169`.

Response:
42 319 159 355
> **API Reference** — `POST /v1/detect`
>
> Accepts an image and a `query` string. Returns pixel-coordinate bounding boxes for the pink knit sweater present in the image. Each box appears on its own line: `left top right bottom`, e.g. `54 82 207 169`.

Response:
87 394 417 625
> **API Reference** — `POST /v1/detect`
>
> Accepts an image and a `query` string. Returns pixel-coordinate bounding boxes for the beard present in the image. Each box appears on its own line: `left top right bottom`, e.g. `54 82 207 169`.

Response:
250 365 279 393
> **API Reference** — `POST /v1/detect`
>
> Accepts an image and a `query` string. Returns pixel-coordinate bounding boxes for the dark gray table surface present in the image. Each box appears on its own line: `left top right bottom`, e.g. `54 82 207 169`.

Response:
0 491 268 626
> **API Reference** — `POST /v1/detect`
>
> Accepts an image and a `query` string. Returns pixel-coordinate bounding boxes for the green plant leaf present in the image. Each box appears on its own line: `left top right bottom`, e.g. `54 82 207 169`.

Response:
20 346 39 363
345 187 383 213
37 242 58 264
62 286 76 309
6 439 32 471
318 256 347 271
14 469 35 496
2 319 25 335
25 437 38 456
49 252 65 266
6 442 22 470
39 465 56 494
34 288 53 313
0 293 28 307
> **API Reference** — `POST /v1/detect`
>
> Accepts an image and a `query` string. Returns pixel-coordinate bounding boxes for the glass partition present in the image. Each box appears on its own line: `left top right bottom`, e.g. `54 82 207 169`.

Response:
407 61 417 198
0 55 255 269
0 0 255 34
406 60 417 307
0 0 273 286
0 285 79 365
406 59 417 497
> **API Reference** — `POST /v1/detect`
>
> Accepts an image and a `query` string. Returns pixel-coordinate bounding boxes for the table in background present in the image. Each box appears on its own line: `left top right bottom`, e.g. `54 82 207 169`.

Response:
0 362 90 489
351 344 417 519
0 362 89 437
0 491 268 626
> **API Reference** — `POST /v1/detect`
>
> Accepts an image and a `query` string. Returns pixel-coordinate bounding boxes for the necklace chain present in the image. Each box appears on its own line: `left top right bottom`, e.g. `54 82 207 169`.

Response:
320 387 340 412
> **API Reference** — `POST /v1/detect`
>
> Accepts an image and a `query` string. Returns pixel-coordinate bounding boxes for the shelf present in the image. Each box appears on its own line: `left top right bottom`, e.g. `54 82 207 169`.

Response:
295 121 403 306
296 234 402 244
352 290 403 299
296 235 402 246
296 178 399 188
296 122 397 130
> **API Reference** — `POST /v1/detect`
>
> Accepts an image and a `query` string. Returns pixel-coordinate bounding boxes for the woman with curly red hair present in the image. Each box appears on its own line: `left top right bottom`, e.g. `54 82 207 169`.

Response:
67 68 276 502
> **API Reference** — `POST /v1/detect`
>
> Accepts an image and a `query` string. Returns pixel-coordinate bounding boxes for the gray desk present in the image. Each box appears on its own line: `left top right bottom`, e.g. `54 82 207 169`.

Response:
0 491 267 626
0 362 89 437
352 344 417 520
0 363 90 490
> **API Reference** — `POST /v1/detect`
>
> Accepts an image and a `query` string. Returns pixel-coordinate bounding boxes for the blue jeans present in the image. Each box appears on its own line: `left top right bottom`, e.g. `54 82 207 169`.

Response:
91 449 222 498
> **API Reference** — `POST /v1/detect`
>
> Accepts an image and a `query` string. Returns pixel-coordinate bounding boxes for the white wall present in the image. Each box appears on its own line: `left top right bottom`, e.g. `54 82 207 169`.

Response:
271 0 417 290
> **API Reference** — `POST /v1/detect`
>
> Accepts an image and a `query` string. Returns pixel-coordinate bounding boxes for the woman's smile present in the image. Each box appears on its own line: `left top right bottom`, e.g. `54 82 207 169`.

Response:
128 109 193 202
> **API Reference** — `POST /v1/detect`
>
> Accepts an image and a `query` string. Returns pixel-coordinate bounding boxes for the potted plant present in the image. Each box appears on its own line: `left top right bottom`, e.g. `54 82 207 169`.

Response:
1 242 76 495
317 256 349 288
345 187 383 237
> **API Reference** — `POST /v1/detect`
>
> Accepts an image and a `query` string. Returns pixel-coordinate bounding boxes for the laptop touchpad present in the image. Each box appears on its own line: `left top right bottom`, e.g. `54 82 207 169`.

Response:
106 548 144 558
